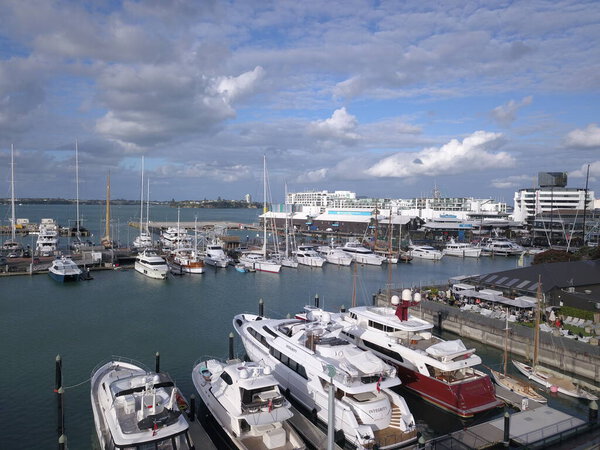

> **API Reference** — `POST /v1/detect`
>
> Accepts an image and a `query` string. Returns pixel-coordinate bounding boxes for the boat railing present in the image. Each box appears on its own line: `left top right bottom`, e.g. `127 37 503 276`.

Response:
90 355 150 378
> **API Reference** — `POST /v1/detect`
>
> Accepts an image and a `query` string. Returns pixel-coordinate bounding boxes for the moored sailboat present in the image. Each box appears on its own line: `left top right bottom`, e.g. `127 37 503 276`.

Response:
489 308 547 403
512 278 598 401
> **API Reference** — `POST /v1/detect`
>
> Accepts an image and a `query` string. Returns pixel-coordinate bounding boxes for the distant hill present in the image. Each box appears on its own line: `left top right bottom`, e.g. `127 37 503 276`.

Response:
0 198 261 208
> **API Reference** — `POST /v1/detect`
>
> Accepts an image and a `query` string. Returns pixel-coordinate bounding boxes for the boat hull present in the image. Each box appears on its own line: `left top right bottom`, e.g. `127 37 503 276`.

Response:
489 369 547 403
394 364 502 417
135 262 168 279
512 361 598 400
48 271 80 282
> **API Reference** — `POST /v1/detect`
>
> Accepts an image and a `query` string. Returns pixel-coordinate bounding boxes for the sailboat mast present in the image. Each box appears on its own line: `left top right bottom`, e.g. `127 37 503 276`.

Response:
262 155 267 258
284 182 289 257
533 276 542 367
503 308 509 375
75 140 80 237
146 178 150 234
10 144 15 242
104 171 111 245
139 156 144 238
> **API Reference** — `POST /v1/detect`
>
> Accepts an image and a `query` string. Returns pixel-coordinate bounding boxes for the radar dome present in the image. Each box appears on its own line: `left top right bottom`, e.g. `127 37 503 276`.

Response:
263 366 272 375
321 312 331 323
239 368 249 379
391 295 400 305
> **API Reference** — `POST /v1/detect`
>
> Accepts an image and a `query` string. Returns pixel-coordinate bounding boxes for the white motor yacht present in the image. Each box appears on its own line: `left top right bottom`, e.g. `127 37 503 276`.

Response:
160 227 191 250
238 252 281 273
335 293 502 417
48 256 83 282
442 239 482 258
91 359 194 450
339 239 385 265
135 249 168 279
316 245 353 266
204 242 231 268
233 309 417 449
408 245 443 261
480 238 524 256
292 245 326 267
192 358 305 449
133 232 153 251
36 218 59 257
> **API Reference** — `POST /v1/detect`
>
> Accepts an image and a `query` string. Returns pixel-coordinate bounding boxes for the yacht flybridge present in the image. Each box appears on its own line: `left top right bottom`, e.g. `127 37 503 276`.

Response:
234 309 417 449
192 358 305 449
91 359 194 450
335 291 502 417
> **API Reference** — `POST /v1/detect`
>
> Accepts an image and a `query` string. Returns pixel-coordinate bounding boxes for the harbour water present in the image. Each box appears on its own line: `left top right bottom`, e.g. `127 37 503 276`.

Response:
0 206 592 449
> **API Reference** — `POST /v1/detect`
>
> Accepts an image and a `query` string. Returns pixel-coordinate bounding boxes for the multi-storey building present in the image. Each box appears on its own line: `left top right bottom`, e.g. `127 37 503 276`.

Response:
512 187 594 224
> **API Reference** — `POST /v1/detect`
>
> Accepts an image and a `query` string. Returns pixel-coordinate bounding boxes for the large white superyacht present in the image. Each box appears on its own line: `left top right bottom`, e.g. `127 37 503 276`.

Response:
233 309 417 449
339 239 385 265
91 358 194 449
192 358 305 449
334 292 502 417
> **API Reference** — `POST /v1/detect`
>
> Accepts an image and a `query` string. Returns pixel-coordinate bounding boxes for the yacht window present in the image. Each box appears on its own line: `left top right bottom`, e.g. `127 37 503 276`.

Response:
262 326 278 338
220 372 233 385
342 330 356 340
363 339 403 363
296 364 308 379
349 312 357 320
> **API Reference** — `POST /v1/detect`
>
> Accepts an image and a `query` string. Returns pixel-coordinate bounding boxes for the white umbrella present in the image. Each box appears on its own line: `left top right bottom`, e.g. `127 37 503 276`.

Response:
549 310 556 323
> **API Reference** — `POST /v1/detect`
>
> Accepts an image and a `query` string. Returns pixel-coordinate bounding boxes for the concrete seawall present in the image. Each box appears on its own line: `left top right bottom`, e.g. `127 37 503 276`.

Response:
376 295 600 386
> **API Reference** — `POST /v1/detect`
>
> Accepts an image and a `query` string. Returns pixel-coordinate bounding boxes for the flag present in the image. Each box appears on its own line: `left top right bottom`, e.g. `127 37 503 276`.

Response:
268 399 273 413
376 376 382 393
152 423 158 436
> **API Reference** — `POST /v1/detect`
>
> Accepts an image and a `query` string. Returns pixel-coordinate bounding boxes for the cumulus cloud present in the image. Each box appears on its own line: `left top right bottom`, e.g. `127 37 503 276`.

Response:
95 65 265 147
308 108 360 142
216 66 265 102
490 174 536 189
366 131 514 178
570 161 600 181
490 96 533 127
297 168 329 183
564 124 600 148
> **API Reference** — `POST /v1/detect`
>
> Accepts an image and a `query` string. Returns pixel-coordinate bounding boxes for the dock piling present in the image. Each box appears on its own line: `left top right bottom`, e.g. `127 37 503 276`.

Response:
589 400 598 424
340 305 346 313
58 434 66 450
155 352 160 373
503 411 510 447
229 332 235 360
189 394 196 422
54 355 62 393
314 294 319 308
258 298 264 316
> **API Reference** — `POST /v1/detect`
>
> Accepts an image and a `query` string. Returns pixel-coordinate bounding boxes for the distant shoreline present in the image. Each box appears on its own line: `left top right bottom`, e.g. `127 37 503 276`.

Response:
0 198 261 208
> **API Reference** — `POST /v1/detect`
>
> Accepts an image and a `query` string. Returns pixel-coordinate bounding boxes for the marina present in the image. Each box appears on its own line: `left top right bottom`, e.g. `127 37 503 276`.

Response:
1 205 599 449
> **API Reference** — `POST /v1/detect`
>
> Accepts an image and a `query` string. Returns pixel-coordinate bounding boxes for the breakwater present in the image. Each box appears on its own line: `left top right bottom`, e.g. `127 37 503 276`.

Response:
377 295 600 387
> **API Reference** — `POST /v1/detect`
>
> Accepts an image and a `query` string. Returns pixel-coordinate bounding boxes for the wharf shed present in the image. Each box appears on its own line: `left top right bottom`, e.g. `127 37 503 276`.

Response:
466 260 600 312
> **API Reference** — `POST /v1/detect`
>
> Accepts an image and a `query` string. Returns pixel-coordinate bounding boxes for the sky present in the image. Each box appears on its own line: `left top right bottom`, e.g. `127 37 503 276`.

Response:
1 0 599 203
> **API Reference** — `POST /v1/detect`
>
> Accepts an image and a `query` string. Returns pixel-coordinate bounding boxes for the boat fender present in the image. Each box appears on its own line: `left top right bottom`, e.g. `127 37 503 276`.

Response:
284 388 290 398
550 385 559 393
311 408 318 424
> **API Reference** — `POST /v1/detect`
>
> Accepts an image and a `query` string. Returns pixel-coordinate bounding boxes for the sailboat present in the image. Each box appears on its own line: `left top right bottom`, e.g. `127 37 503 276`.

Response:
238 156 281 273
100 172 113 249
512 278 598 401
2 145 23 255
132 157 153 250
69 140 91 252
489 308 547 403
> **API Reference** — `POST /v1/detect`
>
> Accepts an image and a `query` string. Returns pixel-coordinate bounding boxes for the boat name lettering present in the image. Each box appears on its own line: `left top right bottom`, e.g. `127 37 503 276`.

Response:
368 406 388 414
285 344 297 353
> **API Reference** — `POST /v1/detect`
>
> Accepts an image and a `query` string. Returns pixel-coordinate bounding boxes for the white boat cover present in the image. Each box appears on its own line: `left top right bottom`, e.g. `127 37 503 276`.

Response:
426 339 467 357
341 347 388 375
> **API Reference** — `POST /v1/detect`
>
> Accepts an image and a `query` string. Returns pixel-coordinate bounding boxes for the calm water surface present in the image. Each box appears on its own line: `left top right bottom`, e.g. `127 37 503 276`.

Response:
0 207 590 449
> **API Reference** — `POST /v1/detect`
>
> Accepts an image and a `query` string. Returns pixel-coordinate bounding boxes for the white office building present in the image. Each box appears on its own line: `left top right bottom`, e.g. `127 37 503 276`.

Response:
512 187 594 224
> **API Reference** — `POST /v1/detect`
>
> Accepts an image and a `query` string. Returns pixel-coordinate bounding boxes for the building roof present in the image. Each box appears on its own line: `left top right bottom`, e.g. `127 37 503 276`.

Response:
474 260 600 294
